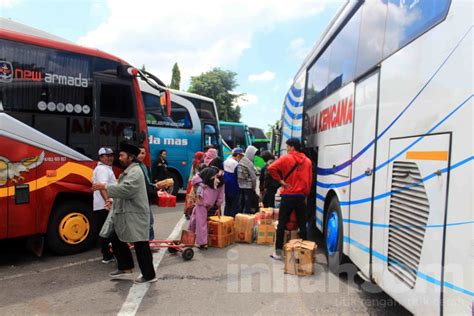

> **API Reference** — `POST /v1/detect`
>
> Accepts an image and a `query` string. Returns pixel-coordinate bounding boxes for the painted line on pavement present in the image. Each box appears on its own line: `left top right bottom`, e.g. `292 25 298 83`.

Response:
117 215 187 316
0 257 102 282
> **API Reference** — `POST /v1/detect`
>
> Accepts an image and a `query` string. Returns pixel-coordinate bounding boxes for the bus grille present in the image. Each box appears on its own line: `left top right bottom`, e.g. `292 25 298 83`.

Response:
387 161 429 288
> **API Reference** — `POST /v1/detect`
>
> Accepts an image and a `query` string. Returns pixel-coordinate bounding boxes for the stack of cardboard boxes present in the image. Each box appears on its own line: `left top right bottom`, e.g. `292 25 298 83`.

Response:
256 208 275 245
208 216 235 248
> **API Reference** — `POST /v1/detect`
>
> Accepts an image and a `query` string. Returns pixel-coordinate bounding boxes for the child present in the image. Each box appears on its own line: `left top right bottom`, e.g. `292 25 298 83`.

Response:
187 157 225 249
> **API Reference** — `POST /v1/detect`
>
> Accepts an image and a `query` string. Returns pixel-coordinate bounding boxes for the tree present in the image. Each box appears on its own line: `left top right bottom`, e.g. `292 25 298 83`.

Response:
170 62 181 90
188 68 242 122
140 64 147 72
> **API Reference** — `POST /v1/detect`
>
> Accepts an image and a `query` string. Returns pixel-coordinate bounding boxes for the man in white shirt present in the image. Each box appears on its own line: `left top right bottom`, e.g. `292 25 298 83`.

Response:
93 147 116 263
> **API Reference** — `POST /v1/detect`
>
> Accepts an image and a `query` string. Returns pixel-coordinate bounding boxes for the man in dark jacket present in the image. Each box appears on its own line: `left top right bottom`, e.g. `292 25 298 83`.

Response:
268 138 312 260
259 150 280 208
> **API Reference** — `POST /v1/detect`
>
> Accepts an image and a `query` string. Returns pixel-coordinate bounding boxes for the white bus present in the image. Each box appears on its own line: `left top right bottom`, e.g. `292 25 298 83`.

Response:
286 0 472 314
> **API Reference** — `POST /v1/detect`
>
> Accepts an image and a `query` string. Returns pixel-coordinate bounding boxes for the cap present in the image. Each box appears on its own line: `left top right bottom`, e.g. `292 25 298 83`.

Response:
98 147 114 156
232 148 244 156
119 141 141 156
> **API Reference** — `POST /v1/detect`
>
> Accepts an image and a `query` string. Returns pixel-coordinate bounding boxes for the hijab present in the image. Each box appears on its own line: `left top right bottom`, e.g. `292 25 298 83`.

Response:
193 151 205 169
203 148 218 166
199 157 224 189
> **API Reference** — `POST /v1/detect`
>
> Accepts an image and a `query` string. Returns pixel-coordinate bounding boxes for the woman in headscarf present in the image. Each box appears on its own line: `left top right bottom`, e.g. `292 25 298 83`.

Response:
203 147 218 166
184 151 205 219
188 157 225 249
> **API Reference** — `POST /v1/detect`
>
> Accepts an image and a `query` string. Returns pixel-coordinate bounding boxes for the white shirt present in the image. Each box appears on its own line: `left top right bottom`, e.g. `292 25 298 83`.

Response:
92 162 116 211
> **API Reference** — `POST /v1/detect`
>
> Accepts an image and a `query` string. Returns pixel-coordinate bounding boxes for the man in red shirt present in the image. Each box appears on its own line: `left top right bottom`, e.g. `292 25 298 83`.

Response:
268 138 312 260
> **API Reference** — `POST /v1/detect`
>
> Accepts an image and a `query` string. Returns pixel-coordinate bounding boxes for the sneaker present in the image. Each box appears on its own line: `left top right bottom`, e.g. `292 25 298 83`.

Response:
101 257 115 264
270 252 282 260
109 269 133 278
198 244 208 250
134 276 158 284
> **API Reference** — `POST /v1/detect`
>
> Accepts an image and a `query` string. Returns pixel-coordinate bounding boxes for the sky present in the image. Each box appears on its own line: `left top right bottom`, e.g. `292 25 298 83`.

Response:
1 0 344 131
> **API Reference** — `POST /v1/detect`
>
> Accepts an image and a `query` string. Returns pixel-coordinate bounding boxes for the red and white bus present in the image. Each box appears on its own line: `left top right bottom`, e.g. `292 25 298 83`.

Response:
0 19 157 255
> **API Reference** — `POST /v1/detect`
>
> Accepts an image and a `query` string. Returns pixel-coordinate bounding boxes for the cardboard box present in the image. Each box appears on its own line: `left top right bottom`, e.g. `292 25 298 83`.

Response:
208 216 234 236
256 224 275 245
234 214 256 243
157 178 174 189
208 233 235 248
257 208 274 225
208 216 235 248
283 239 317 276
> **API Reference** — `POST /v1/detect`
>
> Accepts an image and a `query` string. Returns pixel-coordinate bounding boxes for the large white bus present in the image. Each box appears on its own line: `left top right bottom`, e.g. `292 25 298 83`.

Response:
285 0 472 314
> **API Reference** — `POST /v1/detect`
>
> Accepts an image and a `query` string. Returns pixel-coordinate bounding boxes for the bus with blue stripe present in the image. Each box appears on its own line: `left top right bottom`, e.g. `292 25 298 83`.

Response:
141 81 220 195
288 0 472 314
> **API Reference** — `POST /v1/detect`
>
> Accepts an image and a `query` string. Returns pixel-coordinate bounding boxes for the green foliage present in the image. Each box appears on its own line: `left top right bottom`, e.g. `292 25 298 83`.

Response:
170 62 181 90
140 64 146 72
188 68 242 122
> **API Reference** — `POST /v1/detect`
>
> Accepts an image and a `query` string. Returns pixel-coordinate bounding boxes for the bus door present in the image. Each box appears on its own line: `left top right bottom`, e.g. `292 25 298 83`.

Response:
95 77 138 152
349 69 380 278
202 122 219 149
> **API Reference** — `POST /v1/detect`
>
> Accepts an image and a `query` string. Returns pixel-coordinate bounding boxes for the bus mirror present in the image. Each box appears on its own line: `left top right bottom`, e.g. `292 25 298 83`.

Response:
117 65 138 78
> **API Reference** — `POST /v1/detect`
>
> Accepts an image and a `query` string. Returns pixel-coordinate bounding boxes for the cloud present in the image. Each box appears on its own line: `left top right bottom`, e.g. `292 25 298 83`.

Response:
248 71 276 82
0 0 20 8
236 93 259 107
287 37 311 61
77 0 327 85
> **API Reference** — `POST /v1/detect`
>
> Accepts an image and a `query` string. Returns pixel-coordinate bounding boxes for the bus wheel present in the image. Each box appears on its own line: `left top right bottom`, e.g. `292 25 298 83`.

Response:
47 201 96 255
166 172 180 196
324 197 344 274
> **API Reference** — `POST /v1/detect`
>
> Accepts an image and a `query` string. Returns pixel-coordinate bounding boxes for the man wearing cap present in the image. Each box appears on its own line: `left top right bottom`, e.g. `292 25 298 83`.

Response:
92 147 116 264
223 148 244 217
92 141 156 284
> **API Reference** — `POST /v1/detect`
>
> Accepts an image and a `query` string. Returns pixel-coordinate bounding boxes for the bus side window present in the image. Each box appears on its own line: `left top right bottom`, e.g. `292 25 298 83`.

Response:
170 102 192 129
383 0 451 58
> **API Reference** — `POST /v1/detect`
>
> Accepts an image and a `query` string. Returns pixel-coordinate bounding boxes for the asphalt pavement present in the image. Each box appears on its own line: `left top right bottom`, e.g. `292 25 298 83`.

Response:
0 197 410 315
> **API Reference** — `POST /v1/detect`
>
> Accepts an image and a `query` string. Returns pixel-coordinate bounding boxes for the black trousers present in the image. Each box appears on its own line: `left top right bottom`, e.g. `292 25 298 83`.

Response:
240 188 256 214
94 209 113 260
262 187 278 208
225 191 241 217
110 233 156 280
275 195 307 250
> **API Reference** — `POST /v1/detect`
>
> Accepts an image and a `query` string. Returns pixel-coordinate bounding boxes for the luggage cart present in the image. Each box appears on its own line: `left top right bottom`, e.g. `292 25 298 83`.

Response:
148 230 195 261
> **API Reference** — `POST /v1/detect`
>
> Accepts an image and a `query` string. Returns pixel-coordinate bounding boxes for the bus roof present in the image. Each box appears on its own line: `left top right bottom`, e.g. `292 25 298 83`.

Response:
0 17 129 65
169 88 215 104
219 121 247 127
293 0 353 80
139 80 215 104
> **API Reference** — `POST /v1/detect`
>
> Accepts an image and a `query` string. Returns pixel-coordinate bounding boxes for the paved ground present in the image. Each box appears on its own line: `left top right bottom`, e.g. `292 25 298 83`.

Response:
0 197 410 315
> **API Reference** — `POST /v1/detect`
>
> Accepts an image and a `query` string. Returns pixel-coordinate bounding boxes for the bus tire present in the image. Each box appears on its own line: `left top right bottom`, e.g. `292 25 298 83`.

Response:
166 171 180 196
324 196 344 274
46 200 96 255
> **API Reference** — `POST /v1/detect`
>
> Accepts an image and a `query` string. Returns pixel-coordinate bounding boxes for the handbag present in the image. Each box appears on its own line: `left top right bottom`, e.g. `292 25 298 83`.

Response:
99 210 114 238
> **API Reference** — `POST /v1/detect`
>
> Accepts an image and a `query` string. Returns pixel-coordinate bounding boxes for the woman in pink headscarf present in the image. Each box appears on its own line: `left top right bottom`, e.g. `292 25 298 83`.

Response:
184 152 205 219
203 148 218 166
